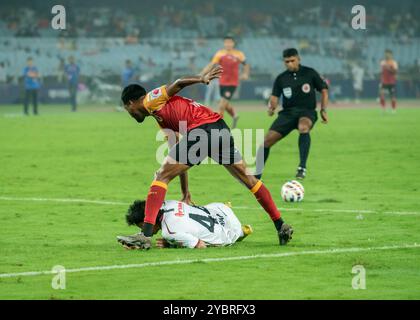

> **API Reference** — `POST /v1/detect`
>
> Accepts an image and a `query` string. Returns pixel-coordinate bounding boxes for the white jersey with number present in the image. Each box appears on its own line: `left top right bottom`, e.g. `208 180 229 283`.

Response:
159 200 243 248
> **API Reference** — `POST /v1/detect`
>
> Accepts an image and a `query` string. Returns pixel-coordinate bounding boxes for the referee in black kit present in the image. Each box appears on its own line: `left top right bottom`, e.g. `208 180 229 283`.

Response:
255 48 329 180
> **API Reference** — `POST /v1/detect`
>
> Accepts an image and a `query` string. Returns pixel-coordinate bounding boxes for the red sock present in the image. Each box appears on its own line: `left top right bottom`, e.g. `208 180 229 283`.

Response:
144 181 167 225
251 181 281 221
380 94 386 108
391 98 397 109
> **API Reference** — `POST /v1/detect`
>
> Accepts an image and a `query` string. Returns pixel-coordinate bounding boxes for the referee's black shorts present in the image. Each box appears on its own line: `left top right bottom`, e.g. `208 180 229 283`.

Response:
269 109 318 137
168 119 242 166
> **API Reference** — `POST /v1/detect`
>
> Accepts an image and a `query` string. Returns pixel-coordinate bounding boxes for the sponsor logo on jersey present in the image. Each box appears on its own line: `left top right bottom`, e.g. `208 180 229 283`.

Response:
175 202 185 217
150 87 162 99
283 87 292 98
302 83 311 93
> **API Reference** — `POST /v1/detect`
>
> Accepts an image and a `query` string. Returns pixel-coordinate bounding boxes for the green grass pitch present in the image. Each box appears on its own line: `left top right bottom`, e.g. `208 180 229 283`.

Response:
0 102 419 299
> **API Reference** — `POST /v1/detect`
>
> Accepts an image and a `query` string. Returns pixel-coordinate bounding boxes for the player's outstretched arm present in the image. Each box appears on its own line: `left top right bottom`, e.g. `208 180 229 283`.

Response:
166 132 193 205
240 63 250 80
320 89 329 124
179 172 193 205
268 95 279 116
166 64 222 97
200 62 215 77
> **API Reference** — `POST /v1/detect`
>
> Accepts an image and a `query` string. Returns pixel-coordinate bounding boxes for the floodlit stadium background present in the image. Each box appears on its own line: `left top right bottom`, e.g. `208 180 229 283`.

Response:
0 0 419 105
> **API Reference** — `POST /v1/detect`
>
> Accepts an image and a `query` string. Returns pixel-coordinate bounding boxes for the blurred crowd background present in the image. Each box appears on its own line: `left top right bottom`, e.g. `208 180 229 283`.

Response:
0 0 419 105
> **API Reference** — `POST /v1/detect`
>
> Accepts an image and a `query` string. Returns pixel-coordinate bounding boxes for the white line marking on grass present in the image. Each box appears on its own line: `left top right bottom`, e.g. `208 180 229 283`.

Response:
234 206 420 215
0 196 127 206
2 113 24 118
1 196 419 215
0 243 419 279
383 211 420 215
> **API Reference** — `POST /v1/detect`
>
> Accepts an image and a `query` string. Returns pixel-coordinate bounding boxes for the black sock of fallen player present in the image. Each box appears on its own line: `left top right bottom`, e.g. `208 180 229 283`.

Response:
298 133 311 168
255 146 271 179
274 218 284 231
142 223 154 237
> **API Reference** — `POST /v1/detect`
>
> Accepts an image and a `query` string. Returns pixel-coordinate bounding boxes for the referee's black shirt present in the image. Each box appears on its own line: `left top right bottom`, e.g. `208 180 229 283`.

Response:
272 65 328 111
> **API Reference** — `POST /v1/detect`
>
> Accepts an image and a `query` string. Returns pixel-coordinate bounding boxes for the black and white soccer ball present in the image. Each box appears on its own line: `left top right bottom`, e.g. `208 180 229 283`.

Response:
281 180 304 202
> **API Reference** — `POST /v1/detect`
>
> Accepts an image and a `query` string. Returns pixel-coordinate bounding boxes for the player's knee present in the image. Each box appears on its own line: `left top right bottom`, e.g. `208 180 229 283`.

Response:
263 139 273 148
298 123 311 133
219 98 228 108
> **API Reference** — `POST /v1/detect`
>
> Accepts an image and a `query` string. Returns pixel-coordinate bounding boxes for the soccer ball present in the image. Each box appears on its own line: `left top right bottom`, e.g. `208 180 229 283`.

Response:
281 180 305 202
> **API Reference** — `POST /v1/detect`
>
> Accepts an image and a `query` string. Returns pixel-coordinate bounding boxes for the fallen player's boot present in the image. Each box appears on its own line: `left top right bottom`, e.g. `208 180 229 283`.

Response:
237 224 253 242
117 233 152 250
278 223 293 246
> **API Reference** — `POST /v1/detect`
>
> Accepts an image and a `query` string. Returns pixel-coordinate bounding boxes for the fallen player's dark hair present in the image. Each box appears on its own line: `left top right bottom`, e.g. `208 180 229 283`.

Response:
126 200 146 226
121 84 146 105
125 200 164 226
283 48 299 58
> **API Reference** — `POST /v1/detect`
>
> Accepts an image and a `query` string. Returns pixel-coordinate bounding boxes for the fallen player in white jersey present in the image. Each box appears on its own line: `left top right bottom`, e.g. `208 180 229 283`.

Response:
117 200 253 249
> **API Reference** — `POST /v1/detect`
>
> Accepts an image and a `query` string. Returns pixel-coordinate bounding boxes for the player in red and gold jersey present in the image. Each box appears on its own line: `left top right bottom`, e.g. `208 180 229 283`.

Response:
379 49 398 113
120 64 293 249
202 36 250 128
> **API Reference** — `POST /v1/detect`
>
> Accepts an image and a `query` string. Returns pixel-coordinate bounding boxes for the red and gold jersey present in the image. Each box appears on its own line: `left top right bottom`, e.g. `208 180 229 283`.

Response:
143 86 221 132
380 59 398 85
211 49 246 87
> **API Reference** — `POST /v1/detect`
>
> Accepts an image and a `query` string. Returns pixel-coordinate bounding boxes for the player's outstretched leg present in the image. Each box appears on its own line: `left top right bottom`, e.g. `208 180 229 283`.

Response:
142 157 190 237
379 86 386 112
219 98 239 129
255 130 282 179
224 161 293 245
225 102 239 129
391 88 397 114
296 117 312 179
218 98 228 119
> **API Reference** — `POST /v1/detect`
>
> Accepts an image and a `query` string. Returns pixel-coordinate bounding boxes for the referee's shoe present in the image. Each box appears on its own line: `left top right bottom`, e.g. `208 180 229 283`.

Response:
296 166 306 179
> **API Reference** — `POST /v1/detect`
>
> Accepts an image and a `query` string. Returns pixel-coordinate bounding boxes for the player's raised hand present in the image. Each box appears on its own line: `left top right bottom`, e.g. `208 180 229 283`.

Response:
201 64 223 84
239 73 249 81
267 101 276 116
320 109 328 124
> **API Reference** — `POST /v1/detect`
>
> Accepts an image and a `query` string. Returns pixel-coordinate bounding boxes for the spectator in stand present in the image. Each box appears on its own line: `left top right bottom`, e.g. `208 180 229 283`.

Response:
22 57 41 116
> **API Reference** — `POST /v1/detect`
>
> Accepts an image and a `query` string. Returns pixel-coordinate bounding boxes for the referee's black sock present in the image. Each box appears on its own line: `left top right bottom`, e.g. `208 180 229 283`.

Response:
298 133 311 168
255 146 270 179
